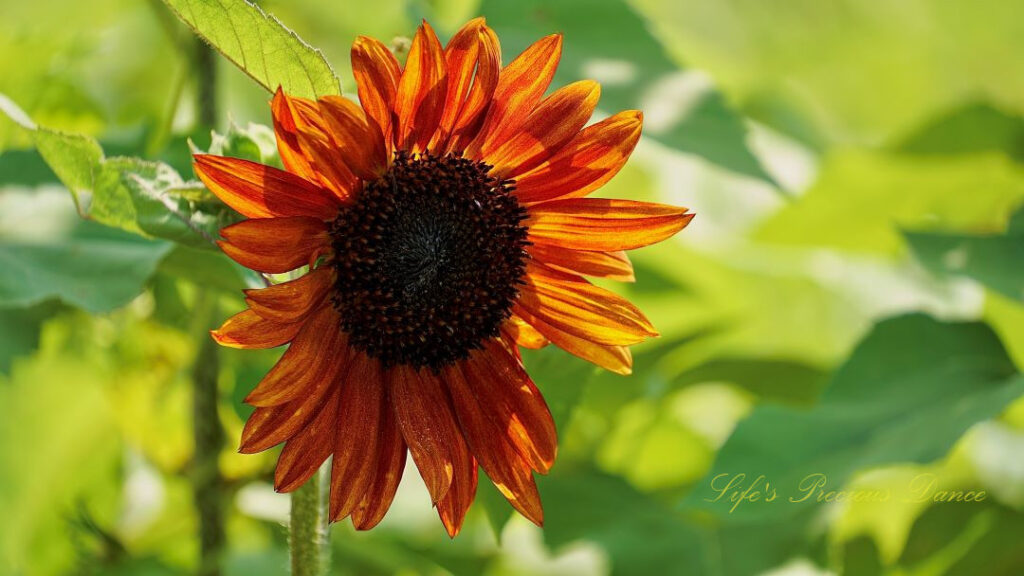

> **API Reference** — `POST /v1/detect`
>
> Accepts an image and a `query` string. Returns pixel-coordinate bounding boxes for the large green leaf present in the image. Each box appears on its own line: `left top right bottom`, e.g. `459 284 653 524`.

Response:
160 0 340 100
477 0 774 184
0 219 171 314
1 93 236 249
681 314 1024 524
905 206 1024 303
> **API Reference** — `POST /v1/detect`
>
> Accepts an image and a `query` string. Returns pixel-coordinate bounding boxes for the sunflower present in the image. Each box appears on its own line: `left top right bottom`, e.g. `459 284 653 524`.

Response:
193 17 693 537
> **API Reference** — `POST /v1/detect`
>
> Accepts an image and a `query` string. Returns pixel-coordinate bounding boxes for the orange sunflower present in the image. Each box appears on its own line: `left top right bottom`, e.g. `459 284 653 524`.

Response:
193 18 692 537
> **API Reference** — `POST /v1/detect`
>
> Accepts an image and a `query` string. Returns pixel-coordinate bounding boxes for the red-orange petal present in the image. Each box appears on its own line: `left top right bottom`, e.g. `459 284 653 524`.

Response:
486 80 600 178
330 352 386 521
244 266 334 324
211 308 302 349
526 198 693 252
512 303 633 375
318 95 388 180
467 34 562 159
514 111 643 205
460 339 557 474
389 365 457 503
350 396 407 530
517 262 656 346
274 90 359 201
351 35 402 149
435 431 477 538
446 24 501 154
218 216 330 274
193 154 341 219
443 364 544 526
501 315 549 349
271 88 321 185
239 309 349 453
244 299 343 407
433 17 484 149
394 21 446 152
528 244 635 282
274 386 339 492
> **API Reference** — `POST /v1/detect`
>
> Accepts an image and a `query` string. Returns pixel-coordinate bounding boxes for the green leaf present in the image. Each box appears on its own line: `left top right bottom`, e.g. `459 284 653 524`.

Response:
160 0 340 100
1 93 236 249
682 314 1024 524
541 468 706 576
755 150 1024 255
477 0 774 184
893 103 1024 162
0 301 63 375
0 219 171 314
904 206 1024 303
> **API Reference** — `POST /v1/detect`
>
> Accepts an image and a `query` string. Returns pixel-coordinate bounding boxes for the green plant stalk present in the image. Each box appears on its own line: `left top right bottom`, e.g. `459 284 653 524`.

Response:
191 289 225 576
291 465 329 576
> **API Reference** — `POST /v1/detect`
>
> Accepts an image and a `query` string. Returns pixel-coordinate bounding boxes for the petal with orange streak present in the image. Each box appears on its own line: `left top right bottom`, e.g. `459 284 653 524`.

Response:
443 364 544 526
467 34 562 158
514 111 643 205
528 243 634 282
239 311 349 453
193 155 340 219
517 263 656 346
271 88 320 184
446 24 501 154
486 80 600 178
350 396 407 530
435 429 477 537
433 17 483 148
273 91 359 200
389 365 457 503
244 266 334 324
351 36 401 148
512 303 633 375
526 198 693 252
393 22 446 152
460 339 557 474
211 308 302 349
244 300 345 407
274 385 339 492
329 353 386 521
501 315 549 349
318 95 388 180
218 216 330 274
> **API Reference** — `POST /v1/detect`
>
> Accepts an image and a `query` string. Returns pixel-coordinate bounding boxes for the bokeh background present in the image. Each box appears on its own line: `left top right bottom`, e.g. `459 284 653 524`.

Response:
2 0 1024 575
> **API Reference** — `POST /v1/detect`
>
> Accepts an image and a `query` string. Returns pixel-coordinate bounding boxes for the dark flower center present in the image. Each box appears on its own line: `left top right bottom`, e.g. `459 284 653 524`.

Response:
328 151 529 369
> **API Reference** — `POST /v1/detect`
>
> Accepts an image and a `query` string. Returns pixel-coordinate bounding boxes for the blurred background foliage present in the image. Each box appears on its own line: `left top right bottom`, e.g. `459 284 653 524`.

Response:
1 0 1024 575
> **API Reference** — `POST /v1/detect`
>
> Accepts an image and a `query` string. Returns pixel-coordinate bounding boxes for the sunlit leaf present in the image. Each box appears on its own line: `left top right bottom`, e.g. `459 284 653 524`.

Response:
160 0 341 100
1 93 236 249
756 150 1024 255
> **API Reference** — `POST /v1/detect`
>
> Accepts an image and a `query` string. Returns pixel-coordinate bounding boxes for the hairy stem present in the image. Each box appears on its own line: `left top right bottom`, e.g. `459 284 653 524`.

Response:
192 290 225 576
290 465 329 576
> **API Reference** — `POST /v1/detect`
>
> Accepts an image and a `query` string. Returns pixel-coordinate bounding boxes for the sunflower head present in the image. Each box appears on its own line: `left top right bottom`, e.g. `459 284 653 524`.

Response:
193 17 693 537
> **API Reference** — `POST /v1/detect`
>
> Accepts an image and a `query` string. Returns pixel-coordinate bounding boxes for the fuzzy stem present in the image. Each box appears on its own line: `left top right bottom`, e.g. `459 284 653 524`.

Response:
290 465 329 576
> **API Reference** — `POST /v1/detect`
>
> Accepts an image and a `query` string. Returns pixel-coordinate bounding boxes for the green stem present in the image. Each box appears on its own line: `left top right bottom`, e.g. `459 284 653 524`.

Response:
192 290 225 576
290 465 329 576
195 38 218 128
